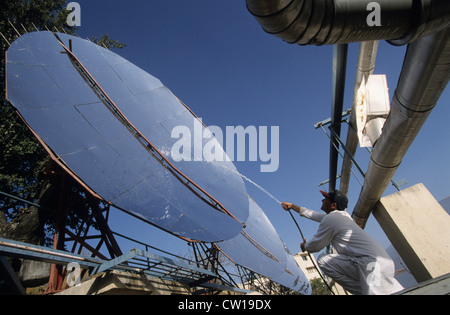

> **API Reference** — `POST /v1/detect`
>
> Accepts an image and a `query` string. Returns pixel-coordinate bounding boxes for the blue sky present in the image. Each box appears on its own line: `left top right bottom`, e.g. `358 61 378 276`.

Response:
73 1 449 257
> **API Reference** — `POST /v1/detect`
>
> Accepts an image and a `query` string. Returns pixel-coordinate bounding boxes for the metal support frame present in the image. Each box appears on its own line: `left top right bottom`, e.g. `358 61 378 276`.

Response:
0 238 103 269
189 242 241 291
0 162 124 293
0 238 253 294
46 170 69 293
90 248 217 281
1 187 257 294
189 242 298 295
314 108 352 129
43 162 123 293
236 264 287 295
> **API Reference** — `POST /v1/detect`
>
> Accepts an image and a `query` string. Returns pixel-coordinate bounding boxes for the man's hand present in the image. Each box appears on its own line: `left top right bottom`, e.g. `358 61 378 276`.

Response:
281 202 301 214
281 202 293 211
300 239 307 252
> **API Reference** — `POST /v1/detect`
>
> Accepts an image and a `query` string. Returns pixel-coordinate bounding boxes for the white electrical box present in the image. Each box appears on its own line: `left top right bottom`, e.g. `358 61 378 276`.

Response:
356 74 390 147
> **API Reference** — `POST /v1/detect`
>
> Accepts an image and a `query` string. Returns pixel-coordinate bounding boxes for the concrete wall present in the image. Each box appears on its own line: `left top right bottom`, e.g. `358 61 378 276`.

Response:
373 183 450 283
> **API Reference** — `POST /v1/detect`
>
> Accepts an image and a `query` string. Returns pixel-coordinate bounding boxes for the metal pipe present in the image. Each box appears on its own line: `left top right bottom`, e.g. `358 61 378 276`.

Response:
246 0 450 45
329 44 348 192
352 28 450 227
340 41 379 195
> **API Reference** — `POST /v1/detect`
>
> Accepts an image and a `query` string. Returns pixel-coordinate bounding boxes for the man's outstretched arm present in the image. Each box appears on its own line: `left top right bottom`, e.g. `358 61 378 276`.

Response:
281 202 325 223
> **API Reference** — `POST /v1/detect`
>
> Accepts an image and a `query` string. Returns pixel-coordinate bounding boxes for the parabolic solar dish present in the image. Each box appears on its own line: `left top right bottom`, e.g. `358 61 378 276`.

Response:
6 31 310 293
6 31 248 242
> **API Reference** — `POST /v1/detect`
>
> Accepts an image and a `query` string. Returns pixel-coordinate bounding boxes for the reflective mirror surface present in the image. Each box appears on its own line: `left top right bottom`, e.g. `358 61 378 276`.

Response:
7 32 248 242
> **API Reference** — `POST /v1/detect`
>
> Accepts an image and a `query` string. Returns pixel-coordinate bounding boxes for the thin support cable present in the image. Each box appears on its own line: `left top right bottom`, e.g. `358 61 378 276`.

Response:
320 125 364 187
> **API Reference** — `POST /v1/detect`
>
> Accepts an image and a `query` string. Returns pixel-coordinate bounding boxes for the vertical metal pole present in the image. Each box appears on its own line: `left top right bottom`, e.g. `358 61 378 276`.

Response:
329 44 348 192
46 171 68 294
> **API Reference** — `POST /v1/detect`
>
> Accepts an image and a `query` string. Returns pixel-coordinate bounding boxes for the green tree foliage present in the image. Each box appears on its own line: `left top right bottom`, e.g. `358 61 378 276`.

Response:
0 0 124 247
92 34 127 50
310 278 333 295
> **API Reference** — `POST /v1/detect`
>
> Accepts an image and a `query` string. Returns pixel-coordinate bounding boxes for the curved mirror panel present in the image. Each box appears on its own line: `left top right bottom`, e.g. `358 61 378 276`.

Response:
6 32 248 242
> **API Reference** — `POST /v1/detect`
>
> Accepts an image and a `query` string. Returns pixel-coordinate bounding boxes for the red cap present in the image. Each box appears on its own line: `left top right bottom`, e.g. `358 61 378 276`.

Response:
320 190 331 198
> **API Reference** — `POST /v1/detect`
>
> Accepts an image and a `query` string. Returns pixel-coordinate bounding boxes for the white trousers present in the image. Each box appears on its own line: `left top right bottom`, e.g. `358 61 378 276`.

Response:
317 253 403 295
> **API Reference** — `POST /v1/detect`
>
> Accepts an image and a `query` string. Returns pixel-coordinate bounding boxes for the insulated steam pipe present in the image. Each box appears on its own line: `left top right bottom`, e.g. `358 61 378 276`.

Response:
340 41 379 195
246 0 450 45
352 28 450 227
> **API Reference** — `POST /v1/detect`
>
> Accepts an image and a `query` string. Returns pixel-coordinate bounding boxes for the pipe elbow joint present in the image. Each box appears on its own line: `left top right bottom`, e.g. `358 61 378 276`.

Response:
246 0 450 46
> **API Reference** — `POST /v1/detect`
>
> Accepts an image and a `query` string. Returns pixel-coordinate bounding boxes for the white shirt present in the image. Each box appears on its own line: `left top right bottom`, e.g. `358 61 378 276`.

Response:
299 208 403 295
300 208 389 260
